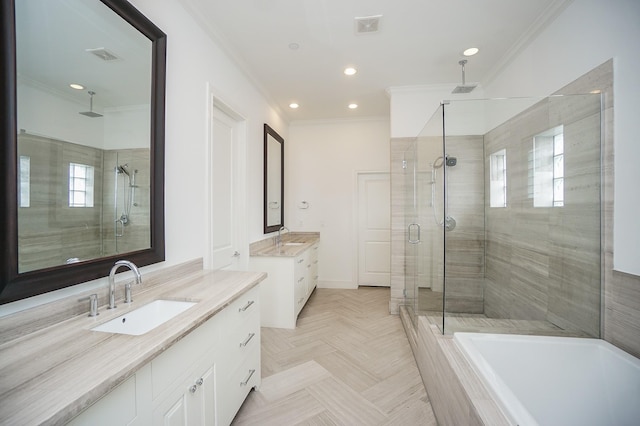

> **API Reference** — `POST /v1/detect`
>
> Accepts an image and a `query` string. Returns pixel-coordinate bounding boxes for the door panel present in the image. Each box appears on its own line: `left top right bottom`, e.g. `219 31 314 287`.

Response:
357 173 390 287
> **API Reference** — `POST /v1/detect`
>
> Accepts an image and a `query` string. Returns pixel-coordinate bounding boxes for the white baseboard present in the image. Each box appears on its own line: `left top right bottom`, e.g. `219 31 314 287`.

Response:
317 280 357 289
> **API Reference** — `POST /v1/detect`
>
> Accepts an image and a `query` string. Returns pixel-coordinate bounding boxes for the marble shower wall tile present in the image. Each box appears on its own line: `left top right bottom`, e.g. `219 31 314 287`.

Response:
16 134 151 273
483 92 602 337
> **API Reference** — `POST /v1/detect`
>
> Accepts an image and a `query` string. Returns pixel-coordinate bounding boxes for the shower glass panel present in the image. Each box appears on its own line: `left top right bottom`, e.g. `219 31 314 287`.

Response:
406 94 602 338
404 104 446 331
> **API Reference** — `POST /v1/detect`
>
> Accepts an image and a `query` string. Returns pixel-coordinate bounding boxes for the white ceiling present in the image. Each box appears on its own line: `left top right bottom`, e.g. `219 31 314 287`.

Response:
180 0 569 122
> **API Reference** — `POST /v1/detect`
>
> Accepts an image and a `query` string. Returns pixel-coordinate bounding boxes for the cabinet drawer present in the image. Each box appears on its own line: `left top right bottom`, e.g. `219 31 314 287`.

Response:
222 286 259 327
221 316 260 368
217 350 260 425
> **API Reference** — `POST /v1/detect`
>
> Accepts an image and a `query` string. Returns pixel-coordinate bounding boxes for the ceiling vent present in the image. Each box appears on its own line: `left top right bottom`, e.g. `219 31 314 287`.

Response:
354 15 382 34
86 47 121 61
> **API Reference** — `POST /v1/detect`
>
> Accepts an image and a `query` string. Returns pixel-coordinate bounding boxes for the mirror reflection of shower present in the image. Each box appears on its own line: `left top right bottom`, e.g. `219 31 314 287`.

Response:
114 161 138 242
431 155 457 231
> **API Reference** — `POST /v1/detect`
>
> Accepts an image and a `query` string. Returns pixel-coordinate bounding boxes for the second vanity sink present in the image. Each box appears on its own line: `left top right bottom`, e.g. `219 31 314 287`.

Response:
92 300 197 336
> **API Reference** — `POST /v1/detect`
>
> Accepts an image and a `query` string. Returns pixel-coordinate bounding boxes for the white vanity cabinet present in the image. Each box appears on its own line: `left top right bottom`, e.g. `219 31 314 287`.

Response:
68 286 260 426
250 241 319 329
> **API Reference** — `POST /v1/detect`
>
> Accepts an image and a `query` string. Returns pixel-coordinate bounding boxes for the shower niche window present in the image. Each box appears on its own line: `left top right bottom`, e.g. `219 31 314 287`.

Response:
18 155 30 208
530 126 564 207
68 163 95 208
489 149 507 207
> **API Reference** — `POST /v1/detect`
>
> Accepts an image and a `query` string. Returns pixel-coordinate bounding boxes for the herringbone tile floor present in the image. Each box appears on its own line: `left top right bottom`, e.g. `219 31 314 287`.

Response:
232 287 437 425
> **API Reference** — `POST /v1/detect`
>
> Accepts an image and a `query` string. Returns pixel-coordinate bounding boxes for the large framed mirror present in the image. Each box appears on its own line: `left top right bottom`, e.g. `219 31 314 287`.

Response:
264 124 284 234
0 0 166 304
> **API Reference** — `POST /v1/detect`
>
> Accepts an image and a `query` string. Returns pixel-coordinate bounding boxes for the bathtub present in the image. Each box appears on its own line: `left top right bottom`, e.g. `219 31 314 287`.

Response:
454 332 640 426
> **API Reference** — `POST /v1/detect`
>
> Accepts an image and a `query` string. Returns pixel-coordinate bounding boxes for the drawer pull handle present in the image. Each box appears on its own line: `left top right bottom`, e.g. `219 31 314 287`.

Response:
189 385 197 394
240 332 256 347
239 300 255 312
240 369 256 386
297 258 304 264
298 277 304 283
196 377 204 386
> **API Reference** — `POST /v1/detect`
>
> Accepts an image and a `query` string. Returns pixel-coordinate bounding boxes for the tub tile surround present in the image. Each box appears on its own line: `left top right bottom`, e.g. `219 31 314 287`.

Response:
0 261 266 425
400 307 509 426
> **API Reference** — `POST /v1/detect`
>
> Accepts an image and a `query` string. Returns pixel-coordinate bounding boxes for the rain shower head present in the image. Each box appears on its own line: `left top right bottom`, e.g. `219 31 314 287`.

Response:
79 91 103 118
452 60 477 94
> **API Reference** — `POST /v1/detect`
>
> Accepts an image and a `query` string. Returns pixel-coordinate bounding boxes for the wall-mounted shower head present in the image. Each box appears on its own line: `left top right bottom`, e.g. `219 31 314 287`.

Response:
79 90 103 118
452 60 477 94
432 156 445 169
446 156 457 167
116 164 130 176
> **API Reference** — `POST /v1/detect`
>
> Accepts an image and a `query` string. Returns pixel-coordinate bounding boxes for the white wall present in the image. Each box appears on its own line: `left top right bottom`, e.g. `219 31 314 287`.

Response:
287 118 390 288
389 0 640 275
130 0 287 268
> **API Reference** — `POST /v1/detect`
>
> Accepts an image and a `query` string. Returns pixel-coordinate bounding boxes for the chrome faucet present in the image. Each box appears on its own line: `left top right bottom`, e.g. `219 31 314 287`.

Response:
276 226 290 245
108 260 142 309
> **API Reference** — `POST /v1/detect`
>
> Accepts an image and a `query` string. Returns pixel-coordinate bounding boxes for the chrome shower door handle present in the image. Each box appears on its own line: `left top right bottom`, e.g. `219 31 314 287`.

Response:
115 219 124 237
408 223 421 244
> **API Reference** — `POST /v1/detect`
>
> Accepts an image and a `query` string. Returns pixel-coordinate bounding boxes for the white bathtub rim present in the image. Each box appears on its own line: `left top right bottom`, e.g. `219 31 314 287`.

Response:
454 332 536 426
453 332 640 426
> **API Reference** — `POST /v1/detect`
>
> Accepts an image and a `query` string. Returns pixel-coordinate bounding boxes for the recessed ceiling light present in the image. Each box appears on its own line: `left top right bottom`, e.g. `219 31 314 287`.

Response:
348 103 358 109
344 67 357 76
289 103 299 109
69 83 84 90
463 47 479 56
288 42 300 50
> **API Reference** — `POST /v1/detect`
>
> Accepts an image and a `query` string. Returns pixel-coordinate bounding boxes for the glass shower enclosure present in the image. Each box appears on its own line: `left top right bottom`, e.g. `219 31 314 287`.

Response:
404 94 602 338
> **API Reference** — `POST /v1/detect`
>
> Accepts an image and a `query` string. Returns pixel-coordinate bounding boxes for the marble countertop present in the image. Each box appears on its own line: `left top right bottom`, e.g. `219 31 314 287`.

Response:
0 266 266 425
250 232 320 257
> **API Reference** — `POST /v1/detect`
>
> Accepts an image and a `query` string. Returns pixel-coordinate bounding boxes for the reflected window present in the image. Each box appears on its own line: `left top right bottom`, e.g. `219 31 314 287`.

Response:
530 126 564 207
19 156 30 208
490 149 507 208
69 163 94 207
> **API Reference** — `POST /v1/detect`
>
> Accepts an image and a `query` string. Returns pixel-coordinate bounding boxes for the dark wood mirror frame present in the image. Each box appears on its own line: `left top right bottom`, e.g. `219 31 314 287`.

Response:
263 124 284 234
0 0 166 304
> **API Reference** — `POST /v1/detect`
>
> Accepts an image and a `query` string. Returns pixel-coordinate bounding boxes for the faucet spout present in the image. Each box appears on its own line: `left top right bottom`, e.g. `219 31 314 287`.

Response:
108 260 142 309
276 226 290 245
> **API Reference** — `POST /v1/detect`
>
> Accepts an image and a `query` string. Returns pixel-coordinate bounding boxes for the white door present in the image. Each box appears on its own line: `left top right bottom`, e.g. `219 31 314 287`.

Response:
357 172 391 287
207 95 245 270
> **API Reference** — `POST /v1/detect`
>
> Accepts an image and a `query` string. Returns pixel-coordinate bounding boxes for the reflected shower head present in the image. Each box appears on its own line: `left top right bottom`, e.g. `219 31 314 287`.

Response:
116 164 130 176
432 156 445 169
452 60 477 94
79 91 103 118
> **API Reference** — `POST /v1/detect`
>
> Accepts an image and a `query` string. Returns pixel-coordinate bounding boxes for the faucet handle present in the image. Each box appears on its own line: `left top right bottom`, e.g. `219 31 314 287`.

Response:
124 281 134 304
89 294 99 317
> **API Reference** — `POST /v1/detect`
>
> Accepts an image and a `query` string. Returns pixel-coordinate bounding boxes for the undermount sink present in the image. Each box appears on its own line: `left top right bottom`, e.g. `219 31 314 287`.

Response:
283 242 305 246
92 300 197 336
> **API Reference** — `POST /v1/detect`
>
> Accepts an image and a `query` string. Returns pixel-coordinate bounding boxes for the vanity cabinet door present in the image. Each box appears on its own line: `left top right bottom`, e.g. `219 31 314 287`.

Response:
67 364 152 426
152 361 216 426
